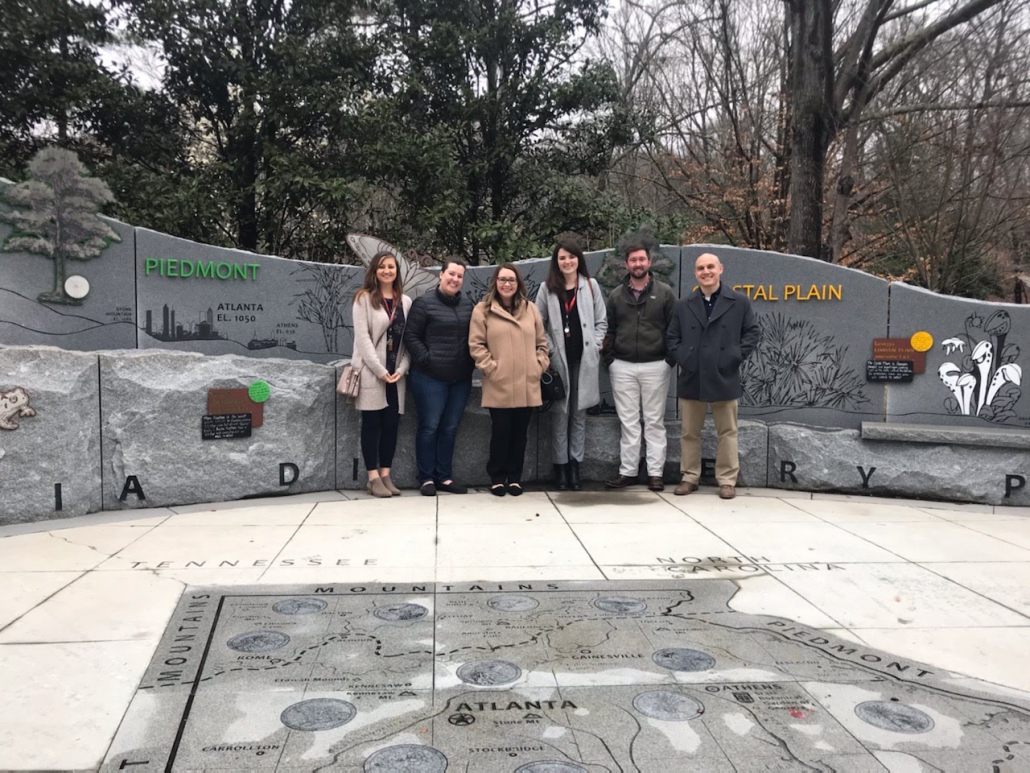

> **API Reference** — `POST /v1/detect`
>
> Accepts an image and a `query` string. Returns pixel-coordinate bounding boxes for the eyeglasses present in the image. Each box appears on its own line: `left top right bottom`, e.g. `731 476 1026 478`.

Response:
496 278 517 285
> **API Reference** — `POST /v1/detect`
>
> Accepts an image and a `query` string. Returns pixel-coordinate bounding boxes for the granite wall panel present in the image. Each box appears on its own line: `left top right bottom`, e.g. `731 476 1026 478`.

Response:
100 350 335 509
680 245 889 430
767 422 1030 506
135 228 365 364
0 215 137 351
886 282 1029 429
0 346 102 524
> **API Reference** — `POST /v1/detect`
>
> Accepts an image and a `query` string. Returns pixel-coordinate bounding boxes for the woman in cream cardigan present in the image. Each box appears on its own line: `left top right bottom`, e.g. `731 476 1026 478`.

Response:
351 252 413 497
468 263 549 496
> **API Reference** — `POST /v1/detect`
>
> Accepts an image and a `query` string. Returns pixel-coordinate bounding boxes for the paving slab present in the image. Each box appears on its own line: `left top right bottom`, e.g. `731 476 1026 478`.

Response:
103 580 1030 772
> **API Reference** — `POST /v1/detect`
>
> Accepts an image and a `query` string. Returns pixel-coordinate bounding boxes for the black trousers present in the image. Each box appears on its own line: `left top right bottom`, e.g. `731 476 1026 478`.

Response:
360 382 399 470
487 407 532 484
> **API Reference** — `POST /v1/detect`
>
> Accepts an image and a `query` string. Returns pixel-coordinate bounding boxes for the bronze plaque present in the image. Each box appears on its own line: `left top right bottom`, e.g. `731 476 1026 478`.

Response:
872 338 926 374
207 388 263 427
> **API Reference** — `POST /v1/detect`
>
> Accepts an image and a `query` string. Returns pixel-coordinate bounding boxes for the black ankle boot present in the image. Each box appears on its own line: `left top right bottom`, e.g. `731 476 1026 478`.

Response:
553 463 570 491
569 459 582 491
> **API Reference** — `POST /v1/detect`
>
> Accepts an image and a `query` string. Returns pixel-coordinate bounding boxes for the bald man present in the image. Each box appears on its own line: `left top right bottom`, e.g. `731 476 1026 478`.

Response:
666 253 760 499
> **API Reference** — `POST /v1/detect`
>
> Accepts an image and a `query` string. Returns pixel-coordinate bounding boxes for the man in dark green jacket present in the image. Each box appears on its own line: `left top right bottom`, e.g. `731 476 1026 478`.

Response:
603 241 677 491
667 252 761 499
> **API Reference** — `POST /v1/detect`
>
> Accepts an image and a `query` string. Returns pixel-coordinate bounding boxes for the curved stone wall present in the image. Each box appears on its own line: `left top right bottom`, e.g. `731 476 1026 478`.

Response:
3 218 1030 521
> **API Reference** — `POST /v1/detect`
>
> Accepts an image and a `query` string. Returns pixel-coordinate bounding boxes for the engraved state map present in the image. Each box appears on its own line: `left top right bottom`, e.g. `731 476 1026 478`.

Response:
104 581 1030 771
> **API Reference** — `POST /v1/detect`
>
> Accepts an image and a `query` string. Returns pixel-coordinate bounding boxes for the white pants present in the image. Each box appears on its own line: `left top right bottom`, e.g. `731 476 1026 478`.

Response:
609 359 671 477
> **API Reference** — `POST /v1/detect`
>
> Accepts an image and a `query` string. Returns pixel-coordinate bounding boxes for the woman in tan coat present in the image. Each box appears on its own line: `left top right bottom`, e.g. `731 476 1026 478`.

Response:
352 252 413 497
468 263 549 496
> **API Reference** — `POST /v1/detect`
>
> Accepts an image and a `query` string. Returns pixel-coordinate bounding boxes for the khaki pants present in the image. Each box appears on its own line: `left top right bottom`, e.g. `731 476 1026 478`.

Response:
610 359 672 477
678 398 738 486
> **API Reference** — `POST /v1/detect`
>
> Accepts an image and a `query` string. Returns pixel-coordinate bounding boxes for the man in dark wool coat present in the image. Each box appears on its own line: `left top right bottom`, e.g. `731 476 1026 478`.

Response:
666 252 761 499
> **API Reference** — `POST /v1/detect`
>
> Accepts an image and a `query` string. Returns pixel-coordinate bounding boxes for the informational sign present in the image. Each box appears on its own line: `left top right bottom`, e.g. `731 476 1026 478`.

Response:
866 360 915 383
872 338 926 373
207 388 263 427
201 413 252 440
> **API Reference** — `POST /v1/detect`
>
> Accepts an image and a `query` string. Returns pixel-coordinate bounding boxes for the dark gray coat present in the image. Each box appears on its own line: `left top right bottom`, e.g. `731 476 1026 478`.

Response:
667 283 761 402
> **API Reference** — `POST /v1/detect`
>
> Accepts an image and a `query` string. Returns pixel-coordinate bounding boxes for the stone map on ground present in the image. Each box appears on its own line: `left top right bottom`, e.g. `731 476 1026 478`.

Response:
105 581 1030 772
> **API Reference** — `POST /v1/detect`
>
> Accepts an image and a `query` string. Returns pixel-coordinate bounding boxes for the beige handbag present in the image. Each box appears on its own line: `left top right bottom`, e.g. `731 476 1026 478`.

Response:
337 363 361 398
338 298 394 400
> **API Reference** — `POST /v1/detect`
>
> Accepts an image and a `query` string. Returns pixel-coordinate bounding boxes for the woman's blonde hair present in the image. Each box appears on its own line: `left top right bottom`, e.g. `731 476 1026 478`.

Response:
484 263 527 312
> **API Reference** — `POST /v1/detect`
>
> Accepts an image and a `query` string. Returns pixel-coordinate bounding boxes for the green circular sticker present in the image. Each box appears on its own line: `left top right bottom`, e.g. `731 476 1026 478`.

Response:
248 380 271 403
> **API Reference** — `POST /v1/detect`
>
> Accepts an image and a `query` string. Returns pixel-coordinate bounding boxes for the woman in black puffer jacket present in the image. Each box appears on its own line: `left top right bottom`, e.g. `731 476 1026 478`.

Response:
403 258 476 496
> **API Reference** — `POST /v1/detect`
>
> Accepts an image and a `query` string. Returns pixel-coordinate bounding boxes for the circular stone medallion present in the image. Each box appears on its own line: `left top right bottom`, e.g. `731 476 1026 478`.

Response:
281 698 356 731
364 744 448 772
374 603 429 622
632 690 704 721
273 598 327 616
855 701 935 734
651 647 716 672
64 275 90 299
593 596 647 614
514 762 587 773
487 595 540 612
456 659 523 686
226 630 290 653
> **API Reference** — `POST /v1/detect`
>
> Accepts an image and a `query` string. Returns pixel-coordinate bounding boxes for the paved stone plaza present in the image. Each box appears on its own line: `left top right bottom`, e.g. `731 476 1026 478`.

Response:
2 488 1030 770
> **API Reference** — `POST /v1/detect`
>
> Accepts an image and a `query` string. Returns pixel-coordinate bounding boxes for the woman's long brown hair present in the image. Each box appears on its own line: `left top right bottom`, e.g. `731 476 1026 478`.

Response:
545 236 591 297
354 251 404 310
483 263 527 313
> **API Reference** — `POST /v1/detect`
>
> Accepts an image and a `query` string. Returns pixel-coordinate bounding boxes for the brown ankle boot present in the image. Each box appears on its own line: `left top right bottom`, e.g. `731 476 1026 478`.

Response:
381 475 401 496
367 477 392 498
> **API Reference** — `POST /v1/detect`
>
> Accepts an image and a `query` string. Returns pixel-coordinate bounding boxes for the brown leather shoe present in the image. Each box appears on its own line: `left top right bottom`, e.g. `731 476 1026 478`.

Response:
605 474 637 489
648 476 665 492
674 480 699 496
718 485 736 500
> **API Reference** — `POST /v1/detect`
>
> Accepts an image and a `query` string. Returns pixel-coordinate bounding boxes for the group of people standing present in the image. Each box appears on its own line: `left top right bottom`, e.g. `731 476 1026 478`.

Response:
349 239 760 499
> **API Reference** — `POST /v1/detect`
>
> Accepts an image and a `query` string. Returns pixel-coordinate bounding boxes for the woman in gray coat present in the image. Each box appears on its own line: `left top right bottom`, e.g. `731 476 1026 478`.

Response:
352 252 412 498
535 237 608 490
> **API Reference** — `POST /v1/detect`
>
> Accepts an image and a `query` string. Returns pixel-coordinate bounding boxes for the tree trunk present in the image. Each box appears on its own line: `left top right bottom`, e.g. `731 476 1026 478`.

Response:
828 119 860 264
785 0 833 260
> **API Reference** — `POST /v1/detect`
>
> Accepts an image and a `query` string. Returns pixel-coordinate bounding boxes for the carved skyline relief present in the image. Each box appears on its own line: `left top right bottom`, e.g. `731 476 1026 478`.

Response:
104 580 1030 771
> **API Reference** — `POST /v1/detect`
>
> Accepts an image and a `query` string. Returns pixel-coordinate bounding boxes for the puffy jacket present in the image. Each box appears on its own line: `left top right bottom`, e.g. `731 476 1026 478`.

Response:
604 274 677 364
403 288 475 383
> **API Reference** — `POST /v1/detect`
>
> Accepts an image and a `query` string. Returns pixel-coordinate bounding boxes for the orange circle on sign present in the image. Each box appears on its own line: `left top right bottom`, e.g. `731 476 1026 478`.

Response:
910 331 933 352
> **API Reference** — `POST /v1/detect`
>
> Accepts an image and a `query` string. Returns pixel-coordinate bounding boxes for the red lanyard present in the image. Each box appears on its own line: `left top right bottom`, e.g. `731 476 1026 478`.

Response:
563 288 577 316
383 297 397 327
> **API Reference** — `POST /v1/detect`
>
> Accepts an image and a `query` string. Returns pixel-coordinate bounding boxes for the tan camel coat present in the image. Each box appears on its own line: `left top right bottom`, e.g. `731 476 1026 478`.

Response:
469 300 549 409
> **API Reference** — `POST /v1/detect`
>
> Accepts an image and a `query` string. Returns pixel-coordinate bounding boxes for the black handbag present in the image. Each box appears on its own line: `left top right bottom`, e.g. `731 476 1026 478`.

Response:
540 366 566 403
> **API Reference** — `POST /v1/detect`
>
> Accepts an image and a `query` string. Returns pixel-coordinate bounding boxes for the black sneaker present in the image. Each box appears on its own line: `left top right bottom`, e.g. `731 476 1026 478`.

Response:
436 480 468 494
507 482 523 496
420 481 437 497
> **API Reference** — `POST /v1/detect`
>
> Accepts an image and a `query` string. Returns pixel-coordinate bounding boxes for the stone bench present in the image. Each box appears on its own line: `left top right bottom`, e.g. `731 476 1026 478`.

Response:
763 422 1030 506
861 421 1030 450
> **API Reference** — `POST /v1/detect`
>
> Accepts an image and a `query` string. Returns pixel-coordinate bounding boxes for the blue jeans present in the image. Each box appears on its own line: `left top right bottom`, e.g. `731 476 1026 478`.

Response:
409 370 472 484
